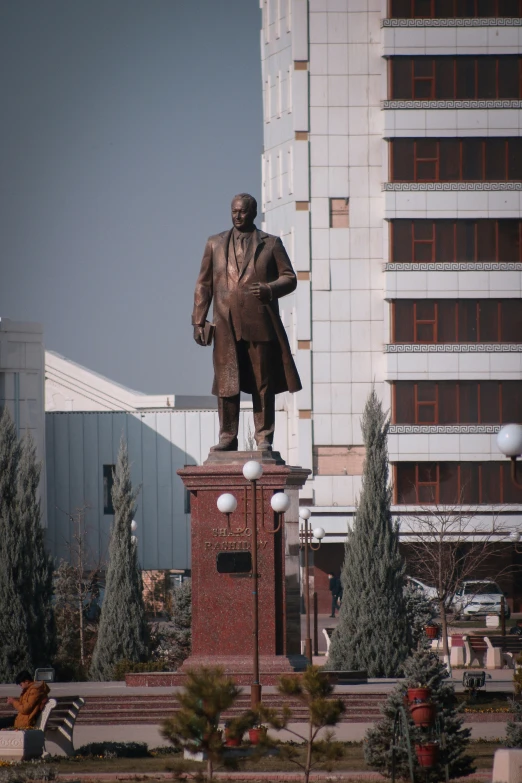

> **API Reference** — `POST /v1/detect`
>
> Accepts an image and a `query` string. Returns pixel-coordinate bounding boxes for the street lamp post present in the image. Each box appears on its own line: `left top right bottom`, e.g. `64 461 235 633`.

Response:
497 424 522 489
299 508 325 665
216 462 290 709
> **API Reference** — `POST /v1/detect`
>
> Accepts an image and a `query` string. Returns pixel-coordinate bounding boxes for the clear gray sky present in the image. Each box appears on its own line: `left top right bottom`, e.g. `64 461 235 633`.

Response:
0 0 262 395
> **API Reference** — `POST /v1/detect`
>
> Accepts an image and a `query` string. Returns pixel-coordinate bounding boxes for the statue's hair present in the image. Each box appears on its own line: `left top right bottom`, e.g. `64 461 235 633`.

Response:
232 193 257 214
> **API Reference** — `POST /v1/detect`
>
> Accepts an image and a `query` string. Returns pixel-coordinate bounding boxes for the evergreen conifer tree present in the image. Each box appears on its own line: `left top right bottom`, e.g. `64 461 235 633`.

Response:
365 643 474 781
90 437 149 680
17 433 56 667
0 408 54 681
404 583 435 652
505 700 522 748
326 389 408 676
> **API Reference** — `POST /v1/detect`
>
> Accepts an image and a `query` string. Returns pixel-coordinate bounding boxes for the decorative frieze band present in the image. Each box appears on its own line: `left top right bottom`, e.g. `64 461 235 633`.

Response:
384 182 522 191
385 343 522 352
383 99 522 110
389 424 501 434
382 17 522 26
384 262 522 271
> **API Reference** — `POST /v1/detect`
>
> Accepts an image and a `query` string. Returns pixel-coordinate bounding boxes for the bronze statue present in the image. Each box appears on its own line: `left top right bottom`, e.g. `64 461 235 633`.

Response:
192 193 301 451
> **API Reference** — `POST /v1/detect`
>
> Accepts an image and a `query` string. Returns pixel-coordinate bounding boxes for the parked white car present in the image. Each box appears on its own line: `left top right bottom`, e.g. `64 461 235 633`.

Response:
452 580 510 620
405 576 439 605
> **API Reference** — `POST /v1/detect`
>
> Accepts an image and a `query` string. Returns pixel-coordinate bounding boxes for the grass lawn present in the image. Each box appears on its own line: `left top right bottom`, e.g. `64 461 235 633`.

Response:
43 740 501 777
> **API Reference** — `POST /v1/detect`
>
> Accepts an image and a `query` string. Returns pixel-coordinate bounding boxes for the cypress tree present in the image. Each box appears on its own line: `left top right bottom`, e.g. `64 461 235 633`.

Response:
90 437 149 680
326 388 408 677
17 432 56 668
0 408 54 681
365 643 474 781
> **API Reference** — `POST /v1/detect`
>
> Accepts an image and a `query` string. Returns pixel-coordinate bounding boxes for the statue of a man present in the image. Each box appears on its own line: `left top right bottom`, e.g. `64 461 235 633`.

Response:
192 193 301 451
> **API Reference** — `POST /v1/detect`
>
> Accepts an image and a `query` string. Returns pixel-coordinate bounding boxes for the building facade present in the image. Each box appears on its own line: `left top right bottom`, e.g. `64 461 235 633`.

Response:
260 0 522 610
0 318 47 524
44 350 289 571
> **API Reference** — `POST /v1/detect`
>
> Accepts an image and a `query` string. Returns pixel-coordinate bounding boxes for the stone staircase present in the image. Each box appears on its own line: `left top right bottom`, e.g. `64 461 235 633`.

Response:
71 692 385 725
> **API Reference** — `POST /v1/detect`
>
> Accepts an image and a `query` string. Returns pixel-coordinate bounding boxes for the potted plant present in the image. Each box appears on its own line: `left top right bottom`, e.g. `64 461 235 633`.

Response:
424 623 439 640
410 701 436 727
406 684 431 704
248 723 267 745
415 742 439 767
224 720 241 747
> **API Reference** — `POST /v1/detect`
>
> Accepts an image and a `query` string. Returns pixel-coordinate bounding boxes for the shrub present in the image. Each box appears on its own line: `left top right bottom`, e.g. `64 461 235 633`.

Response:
113 659 167 680
75 741 150 758
0 764 56 783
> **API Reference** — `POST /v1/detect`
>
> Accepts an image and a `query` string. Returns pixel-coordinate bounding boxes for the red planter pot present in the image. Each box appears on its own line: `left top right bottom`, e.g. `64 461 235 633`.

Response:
416 742 439 768
425 625 439 639
225 737 241 747
248 728 265 745
407 687 431 704
410 702 436 727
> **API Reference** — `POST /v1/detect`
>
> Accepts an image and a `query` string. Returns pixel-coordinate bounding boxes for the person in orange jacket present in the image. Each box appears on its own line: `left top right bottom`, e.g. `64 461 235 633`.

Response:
0 670 50 729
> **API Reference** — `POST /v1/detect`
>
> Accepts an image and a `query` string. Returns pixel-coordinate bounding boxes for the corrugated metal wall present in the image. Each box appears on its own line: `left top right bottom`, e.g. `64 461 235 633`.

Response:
45 408 287 571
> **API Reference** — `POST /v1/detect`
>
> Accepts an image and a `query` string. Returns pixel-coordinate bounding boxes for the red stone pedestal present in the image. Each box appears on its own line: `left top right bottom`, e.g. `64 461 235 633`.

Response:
175 452 310 684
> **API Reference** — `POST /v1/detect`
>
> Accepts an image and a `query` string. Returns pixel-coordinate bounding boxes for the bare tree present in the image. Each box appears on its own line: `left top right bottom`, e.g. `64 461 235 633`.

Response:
55 506 105 672
400 500 511 667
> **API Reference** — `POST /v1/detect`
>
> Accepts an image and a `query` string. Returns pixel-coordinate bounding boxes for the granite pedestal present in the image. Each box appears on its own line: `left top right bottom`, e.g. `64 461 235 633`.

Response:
175 451 310 684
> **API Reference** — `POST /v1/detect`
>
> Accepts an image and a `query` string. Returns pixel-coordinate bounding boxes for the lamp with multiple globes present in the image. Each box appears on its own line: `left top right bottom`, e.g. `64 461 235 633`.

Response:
497 424 522 489
299 507 325 664
215 460 293 710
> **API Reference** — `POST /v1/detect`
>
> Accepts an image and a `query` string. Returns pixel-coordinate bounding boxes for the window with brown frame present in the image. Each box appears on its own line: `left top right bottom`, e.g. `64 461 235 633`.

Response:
395 462 522 505
390 57 522 101
392 300 522 343
330 198 349 228
390 219 522 264
392 381 522 424
389 0 522 18
390 138 522 182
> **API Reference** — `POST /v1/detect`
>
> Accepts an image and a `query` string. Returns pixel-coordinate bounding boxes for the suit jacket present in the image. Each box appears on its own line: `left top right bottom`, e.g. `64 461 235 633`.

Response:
192 228 302 398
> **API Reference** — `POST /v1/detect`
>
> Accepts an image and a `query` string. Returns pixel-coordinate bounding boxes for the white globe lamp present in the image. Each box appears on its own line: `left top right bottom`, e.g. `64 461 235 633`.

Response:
243 460 263 481
497 424 522 458
313 527 326 541
131 535 137 544
270 492 290 513
299 507 311 520
217 493 238 514
130 520 138 533
510 530 521 543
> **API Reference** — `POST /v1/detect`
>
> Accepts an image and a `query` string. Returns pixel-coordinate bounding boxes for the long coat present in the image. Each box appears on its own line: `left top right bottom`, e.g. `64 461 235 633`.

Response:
192 228 302 398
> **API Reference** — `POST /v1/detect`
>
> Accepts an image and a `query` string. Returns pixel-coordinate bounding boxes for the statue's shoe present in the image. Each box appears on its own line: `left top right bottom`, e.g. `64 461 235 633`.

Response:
256 441 273 451
210 437 238 452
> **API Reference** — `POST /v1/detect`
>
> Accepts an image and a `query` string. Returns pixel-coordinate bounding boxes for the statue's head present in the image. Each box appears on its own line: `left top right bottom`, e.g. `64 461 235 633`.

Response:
231 193 257 232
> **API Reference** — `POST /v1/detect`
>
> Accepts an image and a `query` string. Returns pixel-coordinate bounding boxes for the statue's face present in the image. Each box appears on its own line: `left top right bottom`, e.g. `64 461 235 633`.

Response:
231 198 255 231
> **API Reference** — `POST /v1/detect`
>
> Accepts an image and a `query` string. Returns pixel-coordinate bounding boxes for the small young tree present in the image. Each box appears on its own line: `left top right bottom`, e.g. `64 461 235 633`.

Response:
365 642 474 781
259 666 344 783
90 437 148 680
403 501 507 668
327 389 408 676
55 506 104 674
161 666 250 783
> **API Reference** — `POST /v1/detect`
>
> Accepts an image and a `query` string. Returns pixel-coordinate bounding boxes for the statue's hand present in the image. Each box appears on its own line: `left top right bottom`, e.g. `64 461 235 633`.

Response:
193 325 206 346
249 282 272 303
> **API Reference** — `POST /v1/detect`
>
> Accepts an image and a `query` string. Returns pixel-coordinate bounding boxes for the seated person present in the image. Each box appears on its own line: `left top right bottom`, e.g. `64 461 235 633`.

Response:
510 619 522 636
0 670 50 729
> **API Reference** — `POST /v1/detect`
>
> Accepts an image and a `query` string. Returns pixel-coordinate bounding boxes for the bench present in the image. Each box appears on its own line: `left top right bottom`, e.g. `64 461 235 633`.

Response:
322 627 335 653
462 635 488 668
485 635 522 670
36 696 85 756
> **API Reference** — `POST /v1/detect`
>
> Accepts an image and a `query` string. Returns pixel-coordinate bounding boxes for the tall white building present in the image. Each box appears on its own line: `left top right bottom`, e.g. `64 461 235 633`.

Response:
260 0 522 609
